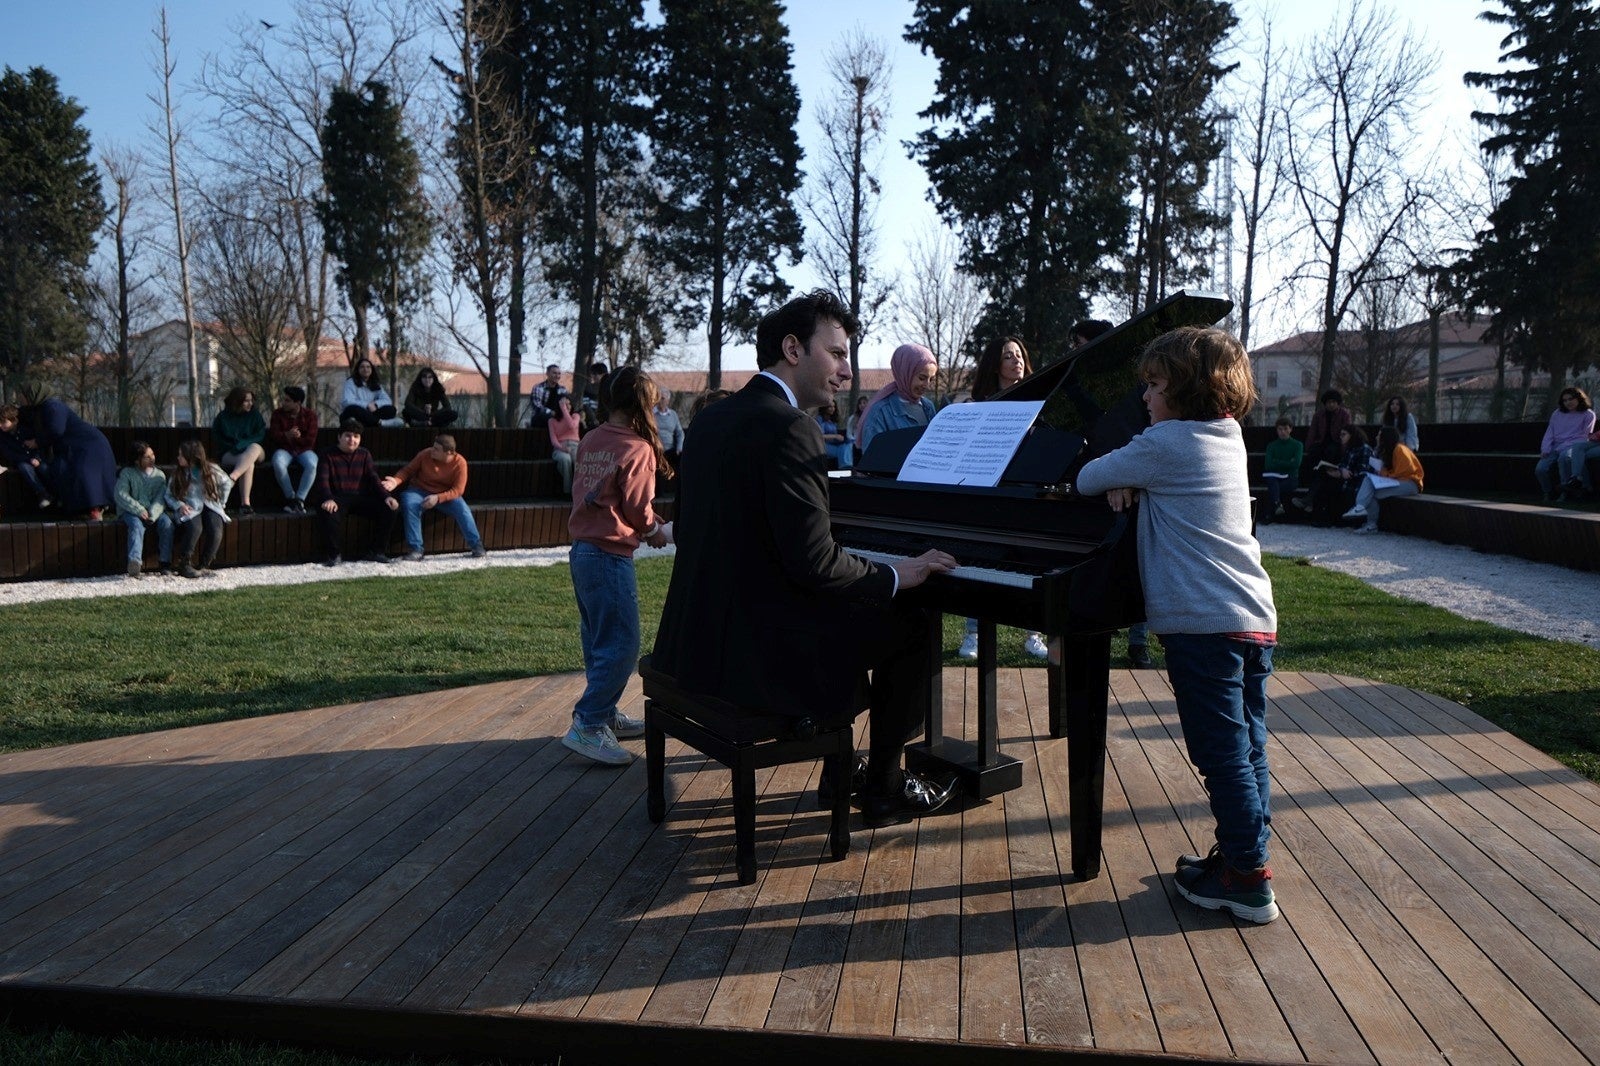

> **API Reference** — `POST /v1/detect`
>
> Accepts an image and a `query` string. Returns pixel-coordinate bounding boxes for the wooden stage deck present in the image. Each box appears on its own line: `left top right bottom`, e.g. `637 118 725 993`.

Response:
1 667 1598 1065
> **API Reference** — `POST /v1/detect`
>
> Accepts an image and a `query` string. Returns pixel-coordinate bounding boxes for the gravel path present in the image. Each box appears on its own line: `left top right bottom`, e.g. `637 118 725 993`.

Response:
2 524 1594 650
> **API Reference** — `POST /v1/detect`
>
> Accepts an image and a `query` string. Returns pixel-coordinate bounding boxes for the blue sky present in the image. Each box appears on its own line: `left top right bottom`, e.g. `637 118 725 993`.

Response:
6 2 1509 369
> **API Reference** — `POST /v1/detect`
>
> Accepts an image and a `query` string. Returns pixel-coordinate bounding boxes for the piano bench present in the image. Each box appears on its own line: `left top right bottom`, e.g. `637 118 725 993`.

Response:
637 656 853 886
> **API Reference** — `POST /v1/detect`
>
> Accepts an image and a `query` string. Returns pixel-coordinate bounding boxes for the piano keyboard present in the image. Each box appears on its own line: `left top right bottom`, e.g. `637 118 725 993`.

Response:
846 547 1039 589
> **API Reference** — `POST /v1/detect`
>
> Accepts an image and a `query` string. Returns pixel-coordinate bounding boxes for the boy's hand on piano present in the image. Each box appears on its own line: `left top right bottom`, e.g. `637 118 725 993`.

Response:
1105 487 1137 512
890 549 958 590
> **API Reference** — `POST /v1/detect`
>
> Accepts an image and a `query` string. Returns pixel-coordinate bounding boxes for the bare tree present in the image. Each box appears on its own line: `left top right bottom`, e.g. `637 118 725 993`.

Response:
1282 0 1435 397
152 8 204 425
93 148 167 425
895 224 986 401
1335 261 1425 420
197 0 423 405
802 28 894 418
192 186 301 401
1230 13 1286 348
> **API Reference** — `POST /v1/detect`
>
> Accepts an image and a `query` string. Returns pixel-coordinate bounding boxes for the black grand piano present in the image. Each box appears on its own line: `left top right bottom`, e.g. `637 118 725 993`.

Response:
830 290 1233 878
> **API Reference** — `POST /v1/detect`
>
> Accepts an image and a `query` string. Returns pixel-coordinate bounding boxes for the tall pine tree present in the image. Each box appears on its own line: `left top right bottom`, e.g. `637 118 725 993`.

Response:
0 67 105 399
651 0 803 387
1462 0 1600 391
317 80 431 376
907 1 1134 366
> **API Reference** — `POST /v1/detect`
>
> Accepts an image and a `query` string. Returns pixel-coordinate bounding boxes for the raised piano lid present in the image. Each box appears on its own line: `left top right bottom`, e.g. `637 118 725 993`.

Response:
854 288 1233 488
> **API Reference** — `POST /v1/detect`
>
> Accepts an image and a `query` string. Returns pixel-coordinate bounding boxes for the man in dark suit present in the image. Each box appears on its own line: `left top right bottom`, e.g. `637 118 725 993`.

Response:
652 290 959 827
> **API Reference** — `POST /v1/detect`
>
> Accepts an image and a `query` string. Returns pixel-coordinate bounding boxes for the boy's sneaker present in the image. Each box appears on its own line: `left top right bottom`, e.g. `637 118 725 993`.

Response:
611 711 646 738
1175 843 1221 871
562 724 633 766
1174 852 1279 924
957 633 979 660
1022 632 1049 659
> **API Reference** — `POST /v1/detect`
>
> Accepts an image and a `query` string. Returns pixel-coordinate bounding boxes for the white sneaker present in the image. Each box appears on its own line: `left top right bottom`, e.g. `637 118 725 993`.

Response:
1023 633 1049 659
957 633 978 660
611 710 646 738
562 724 633 766
1341 505 1367 519
1351 524 1377 535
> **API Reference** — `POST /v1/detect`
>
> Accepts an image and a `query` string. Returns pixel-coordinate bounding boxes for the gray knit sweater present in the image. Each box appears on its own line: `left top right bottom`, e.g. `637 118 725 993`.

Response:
1076 418 1276 636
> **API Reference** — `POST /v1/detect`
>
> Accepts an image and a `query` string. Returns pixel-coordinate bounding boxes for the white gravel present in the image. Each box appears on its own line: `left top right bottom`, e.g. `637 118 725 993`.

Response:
2 525 1595 650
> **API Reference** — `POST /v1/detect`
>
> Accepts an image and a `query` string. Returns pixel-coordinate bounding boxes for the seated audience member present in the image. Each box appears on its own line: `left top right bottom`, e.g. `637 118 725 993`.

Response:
1536 386 1595 502
846 392 871 465
581 360 609 430
527 363 569 429
402 367 458 428
212 386 267 515
1306 388 1353 465
165 440 233 579
1380 395 1419 451
857 342 938 454
0 404 57 510
1563 420 1600 500
654 388 684 471
313 419 399 565
1344 426 1423 533
269 385 319 513
17 397 116 519
339 358 401 427
1310 425 1373 526
114 440 173 578
1260 416 1304 522
816 400 852 470
381 434 486 561
547 393 582 495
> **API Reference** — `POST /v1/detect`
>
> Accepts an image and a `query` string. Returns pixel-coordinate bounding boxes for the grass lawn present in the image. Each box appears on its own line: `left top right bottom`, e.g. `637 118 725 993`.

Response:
1 550 1597 1063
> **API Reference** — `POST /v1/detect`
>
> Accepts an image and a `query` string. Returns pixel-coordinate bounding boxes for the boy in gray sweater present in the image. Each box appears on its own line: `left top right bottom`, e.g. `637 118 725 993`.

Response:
1076 326 1280 924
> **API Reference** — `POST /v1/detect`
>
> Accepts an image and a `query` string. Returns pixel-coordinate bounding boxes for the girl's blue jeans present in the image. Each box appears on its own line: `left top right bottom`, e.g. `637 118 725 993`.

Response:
569 540 639 730
1161 632 1274 871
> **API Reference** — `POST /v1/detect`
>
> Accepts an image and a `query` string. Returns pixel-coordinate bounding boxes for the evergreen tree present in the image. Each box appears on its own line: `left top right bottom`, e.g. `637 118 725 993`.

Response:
317 80 431 374
651 0 803 387
1462 0 1600 389
907 1 1134 367
0 67 106 398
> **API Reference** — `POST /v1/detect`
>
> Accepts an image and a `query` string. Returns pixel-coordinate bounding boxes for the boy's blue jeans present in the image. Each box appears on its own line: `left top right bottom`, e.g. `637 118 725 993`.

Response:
569 540 639 730
120 511 173 564
399 490 482 552
1161 632 1274 872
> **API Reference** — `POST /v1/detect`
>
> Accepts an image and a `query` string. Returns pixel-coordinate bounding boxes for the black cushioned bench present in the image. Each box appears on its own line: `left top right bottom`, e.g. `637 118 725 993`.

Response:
637 655 853 886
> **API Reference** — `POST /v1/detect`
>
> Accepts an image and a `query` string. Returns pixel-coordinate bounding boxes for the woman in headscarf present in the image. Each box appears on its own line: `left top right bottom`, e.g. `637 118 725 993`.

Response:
856 343 938 455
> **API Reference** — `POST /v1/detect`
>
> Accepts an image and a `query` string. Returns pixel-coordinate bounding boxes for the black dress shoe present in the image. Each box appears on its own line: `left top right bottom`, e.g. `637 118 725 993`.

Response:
861 769 958 828
1127 644 1155 669
815 755 868 809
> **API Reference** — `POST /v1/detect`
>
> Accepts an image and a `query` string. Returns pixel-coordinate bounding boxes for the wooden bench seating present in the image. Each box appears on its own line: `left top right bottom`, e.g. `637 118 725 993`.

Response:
1380 494 1600 572
637 655 853 886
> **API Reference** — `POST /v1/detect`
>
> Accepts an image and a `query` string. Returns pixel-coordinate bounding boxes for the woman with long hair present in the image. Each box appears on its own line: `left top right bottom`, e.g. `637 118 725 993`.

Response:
1344 425 1423 533
212 386 267 515
402 367 457 428
547 393 582 494
164 439 233 578
562 366 672 766
1311 425 1373 526
846 392 871 464
340 357 399 427
1536 386 1594 502
1380 395 1419 451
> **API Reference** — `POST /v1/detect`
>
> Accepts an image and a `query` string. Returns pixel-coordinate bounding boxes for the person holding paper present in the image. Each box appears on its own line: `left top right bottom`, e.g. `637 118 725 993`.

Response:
1343 426 1423 533
652 290 959 828
856 343 938 454
1309 425 1372 526
1259 417 1304 522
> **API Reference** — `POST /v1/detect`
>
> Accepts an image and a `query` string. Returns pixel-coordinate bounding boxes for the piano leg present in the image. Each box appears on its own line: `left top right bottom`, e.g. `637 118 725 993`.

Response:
906 615 1023 799
1050 632 1111 879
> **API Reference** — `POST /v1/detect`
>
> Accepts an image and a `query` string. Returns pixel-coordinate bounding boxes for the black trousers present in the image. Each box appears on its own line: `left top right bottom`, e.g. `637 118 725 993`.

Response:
848 600 937 789
339 404 398 426
175 510 224 566
318 494 398 557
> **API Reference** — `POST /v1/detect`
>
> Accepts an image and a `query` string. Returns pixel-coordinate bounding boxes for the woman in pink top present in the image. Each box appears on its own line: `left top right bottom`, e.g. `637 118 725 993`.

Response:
562 366 673 766
546 393 583 494
1535 386 1595 502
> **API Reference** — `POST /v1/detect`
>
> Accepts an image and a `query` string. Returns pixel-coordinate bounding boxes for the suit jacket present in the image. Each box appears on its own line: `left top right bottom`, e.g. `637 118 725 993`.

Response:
652 374 895 718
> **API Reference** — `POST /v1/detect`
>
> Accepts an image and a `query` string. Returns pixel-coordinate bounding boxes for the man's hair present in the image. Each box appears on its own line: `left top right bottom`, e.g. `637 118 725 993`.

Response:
755 290 860 369
1275 415 1294 429
546 363 561 373
433 433 457 453
340 418 364 434
1072 319 1113 343
127 439 153 466
1320 388 1343 405
283 385 306 404
1136 326 1256 422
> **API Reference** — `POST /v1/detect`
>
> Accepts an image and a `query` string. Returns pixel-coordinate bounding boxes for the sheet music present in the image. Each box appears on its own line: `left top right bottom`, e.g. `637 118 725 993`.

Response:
897 401 1045 487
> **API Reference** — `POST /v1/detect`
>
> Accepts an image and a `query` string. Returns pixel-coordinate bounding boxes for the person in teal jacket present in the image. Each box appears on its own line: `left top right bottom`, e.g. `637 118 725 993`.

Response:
212 386 267 515
114 440 173 577
1260 416 1304 522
